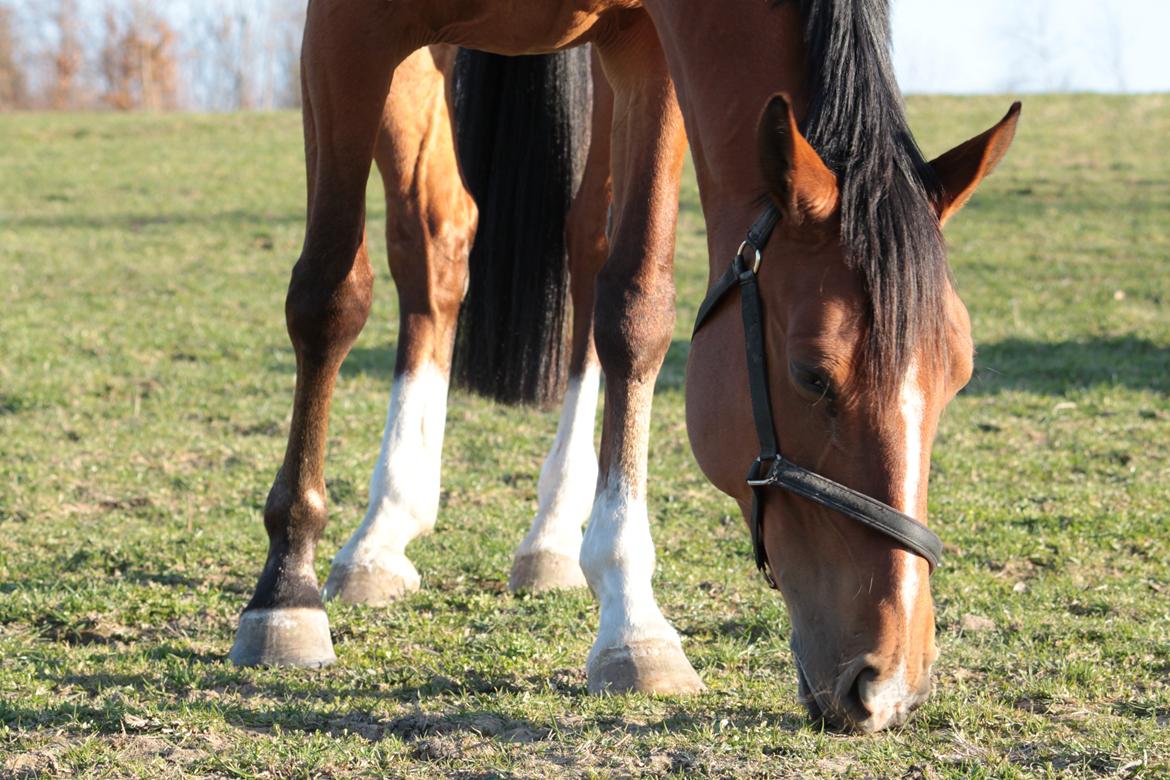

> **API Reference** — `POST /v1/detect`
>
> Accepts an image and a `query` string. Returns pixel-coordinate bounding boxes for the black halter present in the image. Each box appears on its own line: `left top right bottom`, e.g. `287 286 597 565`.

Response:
692 204 944 589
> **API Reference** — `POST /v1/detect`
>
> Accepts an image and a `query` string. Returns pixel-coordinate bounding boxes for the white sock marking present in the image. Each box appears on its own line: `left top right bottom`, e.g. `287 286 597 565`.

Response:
579 381 684 664
515 363 601 561
331 366 448 580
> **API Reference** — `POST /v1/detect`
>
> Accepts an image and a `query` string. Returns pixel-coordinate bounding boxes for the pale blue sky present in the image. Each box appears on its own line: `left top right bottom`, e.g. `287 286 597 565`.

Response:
41 0 1170 100
891 0 1170 93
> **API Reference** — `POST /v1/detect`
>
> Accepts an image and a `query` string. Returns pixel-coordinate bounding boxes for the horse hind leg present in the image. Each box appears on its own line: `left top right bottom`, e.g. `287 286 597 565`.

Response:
509 53 613 593
229 10 406 667
324 46 474 606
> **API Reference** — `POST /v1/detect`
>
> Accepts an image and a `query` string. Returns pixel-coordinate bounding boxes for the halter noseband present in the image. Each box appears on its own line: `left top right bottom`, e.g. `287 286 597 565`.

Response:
692 205 944 589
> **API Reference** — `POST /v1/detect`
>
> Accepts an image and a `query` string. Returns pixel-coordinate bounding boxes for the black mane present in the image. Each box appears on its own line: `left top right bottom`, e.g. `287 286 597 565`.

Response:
795 0 950 392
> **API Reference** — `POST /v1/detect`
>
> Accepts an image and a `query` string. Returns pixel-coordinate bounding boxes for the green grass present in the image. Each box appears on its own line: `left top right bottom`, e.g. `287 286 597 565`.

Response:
1 95 1168 778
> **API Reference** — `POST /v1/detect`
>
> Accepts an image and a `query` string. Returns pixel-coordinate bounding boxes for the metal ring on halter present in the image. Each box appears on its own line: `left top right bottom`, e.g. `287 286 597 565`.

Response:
737 240 763 274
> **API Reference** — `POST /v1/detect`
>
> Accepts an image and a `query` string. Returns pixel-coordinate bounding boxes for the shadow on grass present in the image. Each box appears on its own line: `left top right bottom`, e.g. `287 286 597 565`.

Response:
337 339 695 396
340 343 398 381
12 661 806 742
966 336 1170 396
4 209 302 232
398 333 1168 401
320 332 1170 402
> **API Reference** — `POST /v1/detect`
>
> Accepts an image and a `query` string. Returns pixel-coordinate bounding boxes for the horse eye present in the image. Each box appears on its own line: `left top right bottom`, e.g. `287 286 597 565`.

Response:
790 363 835 401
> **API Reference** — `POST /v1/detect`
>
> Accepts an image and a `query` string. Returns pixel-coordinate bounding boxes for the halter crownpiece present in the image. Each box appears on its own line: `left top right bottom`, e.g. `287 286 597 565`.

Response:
692 204 944 589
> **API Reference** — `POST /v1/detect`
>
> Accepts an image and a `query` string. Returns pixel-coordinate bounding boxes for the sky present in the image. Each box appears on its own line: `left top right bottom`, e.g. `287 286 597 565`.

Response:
41 0 1170 97
193 0 1170 94
891 0 1170 93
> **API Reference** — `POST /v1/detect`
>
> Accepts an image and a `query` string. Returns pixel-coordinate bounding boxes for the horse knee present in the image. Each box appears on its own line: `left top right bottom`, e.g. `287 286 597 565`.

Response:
593 266 675 382
285 247 375 365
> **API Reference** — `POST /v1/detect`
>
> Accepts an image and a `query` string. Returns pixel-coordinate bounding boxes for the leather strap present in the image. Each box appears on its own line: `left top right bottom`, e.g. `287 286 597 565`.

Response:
749 457 943 569
745 204 782 253
694 205 782 335
692 204 943 587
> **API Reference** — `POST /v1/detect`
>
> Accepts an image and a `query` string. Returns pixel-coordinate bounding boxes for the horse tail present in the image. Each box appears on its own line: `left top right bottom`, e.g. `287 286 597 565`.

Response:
450 48 592 408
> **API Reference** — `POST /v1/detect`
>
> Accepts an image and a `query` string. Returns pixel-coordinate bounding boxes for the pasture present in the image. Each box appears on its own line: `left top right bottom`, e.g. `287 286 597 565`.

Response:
1 94 1168 777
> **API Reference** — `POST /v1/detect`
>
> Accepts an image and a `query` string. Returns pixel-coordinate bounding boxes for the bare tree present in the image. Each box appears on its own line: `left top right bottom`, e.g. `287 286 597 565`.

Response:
48 0 84 109
215 13 254 110
999 0 1076 92
276 3 305 108
0 4 29 109
7 0 312 112
1097 2 1127 93
98 1 178 110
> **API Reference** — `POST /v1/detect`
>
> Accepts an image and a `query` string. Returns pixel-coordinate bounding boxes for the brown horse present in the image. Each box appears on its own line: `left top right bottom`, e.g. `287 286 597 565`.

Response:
229 0 1020 733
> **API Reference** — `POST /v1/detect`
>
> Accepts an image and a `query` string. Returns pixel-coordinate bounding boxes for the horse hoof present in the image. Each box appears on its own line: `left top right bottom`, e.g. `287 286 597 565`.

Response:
587 639 704 695
228 607 336 668
322 556 420 606
508 551 587 593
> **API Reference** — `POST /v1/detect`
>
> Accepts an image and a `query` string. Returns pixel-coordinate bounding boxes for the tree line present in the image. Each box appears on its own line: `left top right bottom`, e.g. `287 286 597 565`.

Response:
0 0 305 111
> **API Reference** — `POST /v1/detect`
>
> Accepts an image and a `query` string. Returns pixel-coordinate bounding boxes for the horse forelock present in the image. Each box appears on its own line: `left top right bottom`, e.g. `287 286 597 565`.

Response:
788 0 952 402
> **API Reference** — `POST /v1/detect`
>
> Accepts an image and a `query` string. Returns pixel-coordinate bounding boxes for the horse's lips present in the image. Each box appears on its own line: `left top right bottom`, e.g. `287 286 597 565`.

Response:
792 647 826 722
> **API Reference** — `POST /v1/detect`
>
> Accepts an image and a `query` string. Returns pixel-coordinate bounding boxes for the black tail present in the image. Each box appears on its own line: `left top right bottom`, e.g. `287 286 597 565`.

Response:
451 48 592 408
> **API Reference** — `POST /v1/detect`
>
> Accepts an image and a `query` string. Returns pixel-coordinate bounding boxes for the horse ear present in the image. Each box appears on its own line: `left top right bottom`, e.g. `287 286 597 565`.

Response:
930 102 1022 226
757 93 838 224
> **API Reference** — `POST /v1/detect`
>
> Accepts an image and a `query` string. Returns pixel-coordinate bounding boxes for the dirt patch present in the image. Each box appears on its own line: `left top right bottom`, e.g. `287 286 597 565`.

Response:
960 613 996 633
386 711 549 744
36 613 134 647
3 740 70 779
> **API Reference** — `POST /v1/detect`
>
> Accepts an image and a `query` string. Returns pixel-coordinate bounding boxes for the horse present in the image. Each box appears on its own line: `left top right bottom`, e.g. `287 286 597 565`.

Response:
228 0 1021 733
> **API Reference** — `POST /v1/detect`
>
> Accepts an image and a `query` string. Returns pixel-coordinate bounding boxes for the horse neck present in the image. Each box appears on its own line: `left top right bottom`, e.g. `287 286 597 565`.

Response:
645 0 809 274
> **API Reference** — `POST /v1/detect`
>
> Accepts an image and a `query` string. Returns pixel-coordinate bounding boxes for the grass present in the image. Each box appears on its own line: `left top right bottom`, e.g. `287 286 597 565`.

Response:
0 94 1168 778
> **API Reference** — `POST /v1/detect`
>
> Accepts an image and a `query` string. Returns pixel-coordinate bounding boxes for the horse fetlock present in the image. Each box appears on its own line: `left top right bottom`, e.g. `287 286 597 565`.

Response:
264 479 327 530
582 527 700 694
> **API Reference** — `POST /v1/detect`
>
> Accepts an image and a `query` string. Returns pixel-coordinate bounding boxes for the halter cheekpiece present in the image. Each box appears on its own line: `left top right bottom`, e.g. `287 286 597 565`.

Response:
692 204 945 589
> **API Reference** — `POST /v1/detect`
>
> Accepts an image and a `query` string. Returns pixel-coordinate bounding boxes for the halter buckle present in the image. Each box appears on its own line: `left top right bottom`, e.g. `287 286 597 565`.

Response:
746 455 778 487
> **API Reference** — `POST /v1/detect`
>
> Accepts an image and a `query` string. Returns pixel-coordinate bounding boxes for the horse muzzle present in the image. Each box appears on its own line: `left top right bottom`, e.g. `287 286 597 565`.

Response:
794 643 933 733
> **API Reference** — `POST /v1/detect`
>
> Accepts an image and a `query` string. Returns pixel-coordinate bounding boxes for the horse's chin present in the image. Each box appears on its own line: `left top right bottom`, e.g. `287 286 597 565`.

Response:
795 658 822 721
791 639 864 733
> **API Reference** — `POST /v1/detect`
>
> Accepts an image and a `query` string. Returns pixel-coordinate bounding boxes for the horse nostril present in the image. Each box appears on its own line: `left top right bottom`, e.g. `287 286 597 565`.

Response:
842 664 879 725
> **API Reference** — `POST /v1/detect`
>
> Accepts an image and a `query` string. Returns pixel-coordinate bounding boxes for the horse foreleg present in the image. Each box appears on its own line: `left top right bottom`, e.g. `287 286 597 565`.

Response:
579 17 702 695
509 53 613 594
324 46 474 606
230 6 406 667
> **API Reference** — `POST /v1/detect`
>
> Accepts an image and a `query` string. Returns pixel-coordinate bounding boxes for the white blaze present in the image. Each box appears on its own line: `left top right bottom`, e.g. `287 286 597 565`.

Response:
898 359 925 521
896 359 926 619
856 360 931 729
897 360 926 690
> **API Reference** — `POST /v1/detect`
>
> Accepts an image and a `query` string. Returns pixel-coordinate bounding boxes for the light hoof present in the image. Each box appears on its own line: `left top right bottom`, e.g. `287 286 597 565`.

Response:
587 639 704 696
322 556 420 606
228 607 336 668
508 551 587 593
